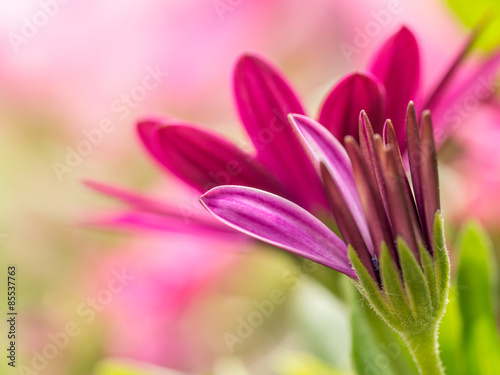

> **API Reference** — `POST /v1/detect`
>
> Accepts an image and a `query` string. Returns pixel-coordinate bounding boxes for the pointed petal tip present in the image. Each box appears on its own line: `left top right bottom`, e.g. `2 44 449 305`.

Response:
421 109 432 118
288 113 307 137
199 185 221 201
398 25 412 34
407 100 416 112
82 179 119 194
395 25 417 41
288 113 306 123
136 119 168 153
234 53 272 75
237 52 262 62
137 119 157 136
81 178 95 188
344 135 357 146
137 118 170 133
198 195 209 210
319 72 385 140
235 53 259 66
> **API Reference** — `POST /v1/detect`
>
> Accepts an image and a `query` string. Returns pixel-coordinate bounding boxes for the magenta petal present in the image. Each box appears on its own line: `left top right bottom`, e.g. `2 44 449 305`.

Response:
289 114 373 251
84 180 233 233
319 72 385 140
140 120 286 195
84 179 182 216
430 50 500 144
369 26 420 149
85 210 237 237
137 119 167 164
233 54 327 211
200 186 355 278
422 30 478 112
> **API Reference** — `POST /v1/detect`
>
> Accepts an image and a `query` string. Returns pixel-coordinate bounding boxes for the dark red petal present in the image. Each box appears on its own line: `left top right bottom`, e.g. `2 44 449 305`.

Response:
359 112 390 218
345 137 394 259
380 146 421 261
419 111 440 251
384 120 421 227
405 102 428 243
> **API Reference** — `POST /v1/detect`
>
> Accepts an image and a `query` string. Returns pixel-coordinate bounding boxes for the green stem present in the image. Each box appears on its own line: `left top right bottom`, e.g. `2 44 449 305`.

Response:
403 328 445 375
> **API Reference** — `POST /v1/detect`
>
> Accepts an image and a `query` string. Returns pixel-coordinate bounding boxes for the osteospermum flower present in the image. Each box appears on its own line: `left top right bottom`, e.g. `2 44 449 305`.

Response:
200 104 450 374
88 26 499 236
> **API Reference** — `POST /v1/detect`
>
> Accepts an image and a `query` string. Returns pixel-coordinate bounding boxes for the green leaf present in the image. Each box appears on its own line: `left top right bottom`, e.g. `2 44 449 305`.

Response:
93 358 186 375
447 0 500 50
396 238 432 324
456 221 500 374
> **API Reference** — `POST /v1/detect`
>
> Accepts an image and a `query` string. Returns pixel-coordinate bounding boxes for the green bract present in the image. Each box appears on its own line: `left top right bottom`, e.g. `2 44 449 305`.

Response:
349 213 450 375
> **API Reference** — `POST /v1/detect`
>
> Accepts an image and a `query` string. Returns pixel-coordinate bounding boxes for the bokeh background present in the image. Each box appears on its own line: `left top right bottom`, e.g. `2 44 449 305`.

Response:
1 0 499 374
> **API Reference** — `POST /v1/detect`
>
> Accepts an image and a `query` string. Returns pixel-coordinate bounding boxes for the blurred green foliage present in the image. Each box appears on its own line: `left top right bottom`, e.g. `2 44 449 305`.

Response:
447 0 500 50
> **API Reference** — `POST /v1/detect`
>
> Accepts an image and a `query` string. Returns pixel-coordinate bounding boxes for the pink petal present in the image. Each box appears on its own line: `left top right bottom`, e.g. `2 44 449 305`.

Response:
369 26 420 149
318 72 385 140
233 54 327 212
422 30 478 113
200 186 355 278
137 119 166 165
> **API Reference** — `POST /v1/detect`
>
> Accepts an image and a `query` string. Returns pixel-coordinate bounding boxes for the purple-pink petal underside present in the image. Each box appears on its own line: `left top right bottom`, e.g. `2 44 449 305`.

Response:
233 54 327 212
289 114 373 252
200 186 355 278
318 72 385 140
369 26 420 150
138 120 286 195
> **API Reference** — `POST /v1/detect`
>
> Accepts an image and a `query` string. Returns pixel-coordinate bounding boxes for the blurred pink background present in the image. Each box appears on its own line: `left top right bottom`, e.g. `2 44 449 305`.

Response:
1 1 498 374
